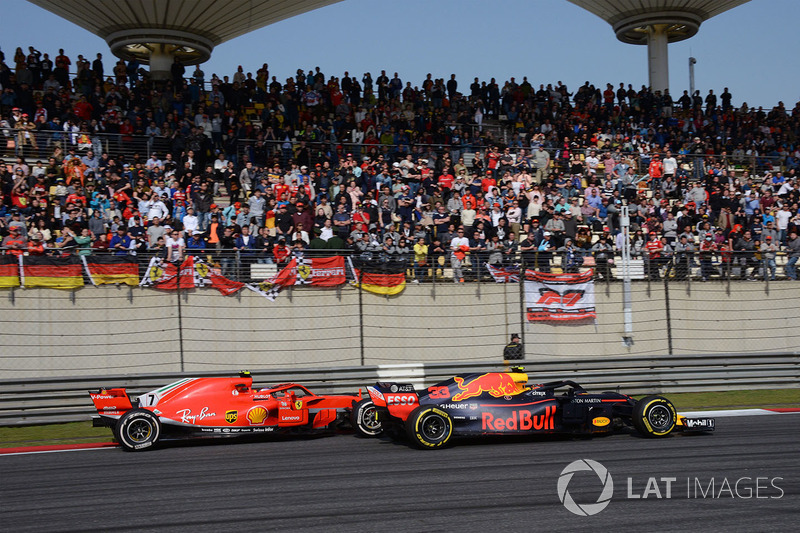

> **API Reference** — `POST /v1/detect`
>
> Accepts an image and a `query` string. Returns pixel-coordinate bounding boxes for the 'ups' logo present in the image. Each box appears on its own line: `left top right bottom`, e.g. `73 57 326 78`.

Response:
297 264 311 281
247 406 268 425
225 410 238 424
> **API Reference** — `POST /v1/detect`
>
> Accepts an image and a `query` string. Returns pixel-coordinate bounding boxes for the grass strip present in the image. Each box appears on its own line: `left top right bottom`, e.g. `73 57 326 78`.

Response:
636 389 800 410
0 421 113 448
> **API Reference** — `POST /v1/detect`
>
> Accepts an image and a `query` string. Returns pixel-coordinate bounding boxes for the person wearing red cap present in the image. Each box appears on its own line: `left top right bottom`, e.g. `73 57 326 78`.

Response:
291 201 313 233
2 226 27 256
645 232 664 280
648 153 663 193
15 112 38 154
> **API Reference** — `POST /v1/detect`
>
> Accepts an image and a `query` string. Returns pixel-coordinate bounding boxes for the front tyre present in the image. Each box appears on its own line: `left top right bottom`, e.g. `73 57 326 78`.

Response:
632 395 677 437
351 399 382 437
116 409 161 451
406 406 453 449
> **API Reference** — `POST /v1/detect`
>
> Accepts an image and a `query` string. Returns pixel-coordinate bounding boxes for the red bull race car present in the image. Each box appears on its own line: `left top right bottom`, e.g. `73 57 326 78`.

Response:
90 372 381 451
366 368 714 449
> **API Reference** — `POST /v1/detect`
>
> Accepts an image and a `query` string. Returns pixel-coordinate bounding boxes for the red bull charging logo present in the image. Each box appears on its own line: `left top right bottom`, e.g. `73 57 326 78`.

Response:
452 373 524 401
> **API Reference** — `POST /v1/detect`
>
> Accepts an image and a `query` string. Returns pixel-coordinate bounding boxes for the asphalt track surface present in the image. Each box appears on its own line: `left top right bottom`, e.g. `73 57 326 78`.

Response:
1 415 797 532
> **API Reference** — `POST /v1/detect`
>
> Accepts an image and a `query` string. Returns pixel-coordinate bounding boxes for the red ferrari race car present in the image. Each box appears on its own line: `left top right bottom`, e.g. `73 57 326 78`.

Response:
90 372 381 451
366 368 714 449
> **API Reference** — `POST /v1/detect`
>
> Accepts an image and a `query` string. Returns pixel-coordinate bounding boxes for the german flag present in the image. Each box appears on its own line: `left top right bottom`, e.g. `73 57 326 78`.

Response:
0 256 20 288
351 258 406 296
22 256 84 290
83 256 140 286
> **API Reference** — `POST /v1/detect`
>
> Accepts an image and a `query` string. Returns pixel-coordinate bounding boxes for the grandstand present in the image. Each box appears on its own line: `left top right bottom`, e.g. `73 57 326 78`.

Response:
1 43 800 285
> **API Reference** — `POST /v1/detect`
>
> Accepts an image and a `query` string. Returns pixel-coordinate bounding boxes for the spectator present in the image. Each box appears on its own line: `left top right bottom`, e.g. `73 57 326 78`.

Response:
503 334 523 360
109 227 131 256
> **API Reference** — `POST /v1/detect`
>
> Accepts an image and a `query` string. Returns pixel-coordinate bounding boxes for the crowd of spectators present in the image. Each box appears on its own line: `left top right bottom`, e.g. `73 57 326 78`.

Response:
2 44 800 282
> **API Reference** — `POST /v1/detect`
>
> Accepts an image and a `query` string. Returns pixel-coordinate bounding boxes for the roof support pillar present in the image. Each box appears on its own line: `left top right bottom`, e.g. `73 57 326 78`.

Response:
148 44 174 81
647 24 669 93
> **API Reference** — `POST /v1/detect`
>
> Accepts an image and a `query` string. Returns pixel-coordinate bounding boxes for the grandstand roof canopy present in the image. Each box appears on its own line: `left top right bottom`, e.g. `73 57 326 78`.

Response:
27 0 343 65
568 0 750 44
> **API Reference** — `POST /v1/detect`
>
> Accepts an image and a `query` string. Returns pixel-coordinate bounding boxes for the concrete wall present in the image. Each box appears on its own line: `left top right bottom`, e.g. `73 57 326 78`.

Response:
1 280 798 378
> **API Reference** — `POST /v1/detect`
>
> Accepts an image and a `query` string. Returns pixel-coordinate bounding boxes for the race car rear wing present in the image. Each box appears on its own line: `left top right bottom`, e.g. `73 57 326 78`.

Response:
89 388 134 414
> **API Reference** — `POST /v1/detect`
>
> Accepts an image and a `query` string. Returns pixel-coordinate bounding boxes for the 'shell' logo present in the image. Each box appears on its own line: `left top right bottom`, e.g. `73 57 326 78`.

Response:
536 289 585 306
225 410 238 424
247 406 268 425
452 373 524 402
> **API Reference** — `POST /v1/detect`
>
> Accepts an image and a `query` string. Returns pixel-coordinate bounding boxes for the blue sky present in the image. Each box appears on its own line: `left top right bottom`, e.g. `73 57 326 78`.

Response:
2 0 796 109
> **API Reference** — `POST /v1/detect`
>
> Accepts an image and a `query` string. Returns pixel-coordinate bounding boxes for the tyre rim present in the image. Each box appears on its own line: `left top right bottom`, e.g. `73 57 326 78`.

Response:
127 419 153 443
648 405 671 430
421 414 446 441
361 406 380 431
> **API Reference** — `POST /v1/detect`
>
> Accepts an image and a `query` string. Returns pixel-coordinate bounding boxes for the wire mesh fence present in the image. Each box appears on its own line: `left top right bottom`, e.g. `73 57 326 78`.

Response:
1 249 799 378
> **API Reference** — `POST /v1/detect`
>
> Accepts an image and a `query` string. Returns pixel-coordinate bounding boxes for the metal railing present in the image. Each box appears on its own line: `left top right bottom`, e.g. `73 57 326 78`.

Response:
2 128 785 179
0 353 797 426
1 248 797 285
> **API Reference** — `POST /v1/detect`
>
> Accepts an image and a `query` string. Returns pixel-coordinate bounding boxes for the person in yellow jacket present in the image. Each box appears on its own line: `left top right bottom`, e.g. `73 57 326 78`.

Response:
412 237 428 283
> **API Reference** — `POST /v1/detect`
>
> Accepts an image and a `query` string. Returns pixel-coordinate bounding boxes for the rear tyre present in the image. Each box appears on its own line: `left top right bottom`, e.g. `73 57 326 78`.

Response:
351 399 382 437
116 409 161 451
406 406 453 449
632 395 677 437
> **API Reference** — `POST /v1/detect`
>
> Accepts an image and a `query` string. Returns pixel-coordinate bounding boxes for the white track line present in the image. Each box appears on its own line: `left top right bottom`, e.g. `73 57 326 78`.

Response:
0 446 117 457
682 408 800 418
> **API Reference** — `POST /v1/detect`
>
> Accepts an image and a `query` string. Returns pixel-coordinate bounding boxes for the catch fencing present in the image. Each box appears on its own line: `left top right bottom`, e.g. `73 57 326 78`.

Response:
2 254 800 378
0 353 798 426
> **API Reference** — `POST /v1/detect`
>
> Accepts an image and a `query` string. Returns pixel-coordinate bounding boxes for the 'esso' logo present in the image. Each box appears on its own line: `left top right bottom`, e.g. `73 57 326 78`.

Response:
387 394 417 406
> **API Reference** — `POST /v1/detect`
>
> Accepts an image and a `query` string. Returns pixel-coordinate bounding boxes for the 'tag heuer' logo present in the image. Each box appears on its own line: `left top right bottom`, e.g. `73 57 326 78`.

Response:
452 373 524 402
225 410 238 424
247 405 269 425
536 289 585 307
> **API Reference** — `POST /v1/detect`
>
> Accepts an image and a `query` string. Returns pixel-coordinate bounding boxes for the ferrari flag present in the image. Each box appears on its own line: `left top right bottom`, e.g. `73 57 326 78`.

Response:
246 256 347 301
140 256 199 290
22 255 84 289
524 269 595 321
140 256 244 295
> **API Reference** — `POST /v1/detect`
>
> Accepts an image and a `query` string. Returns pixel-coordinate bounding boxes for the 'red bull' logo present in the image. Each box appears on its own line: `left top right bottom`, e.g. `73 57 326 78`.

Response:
537 289 585 306
482 405 555 431
452 373 524 402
